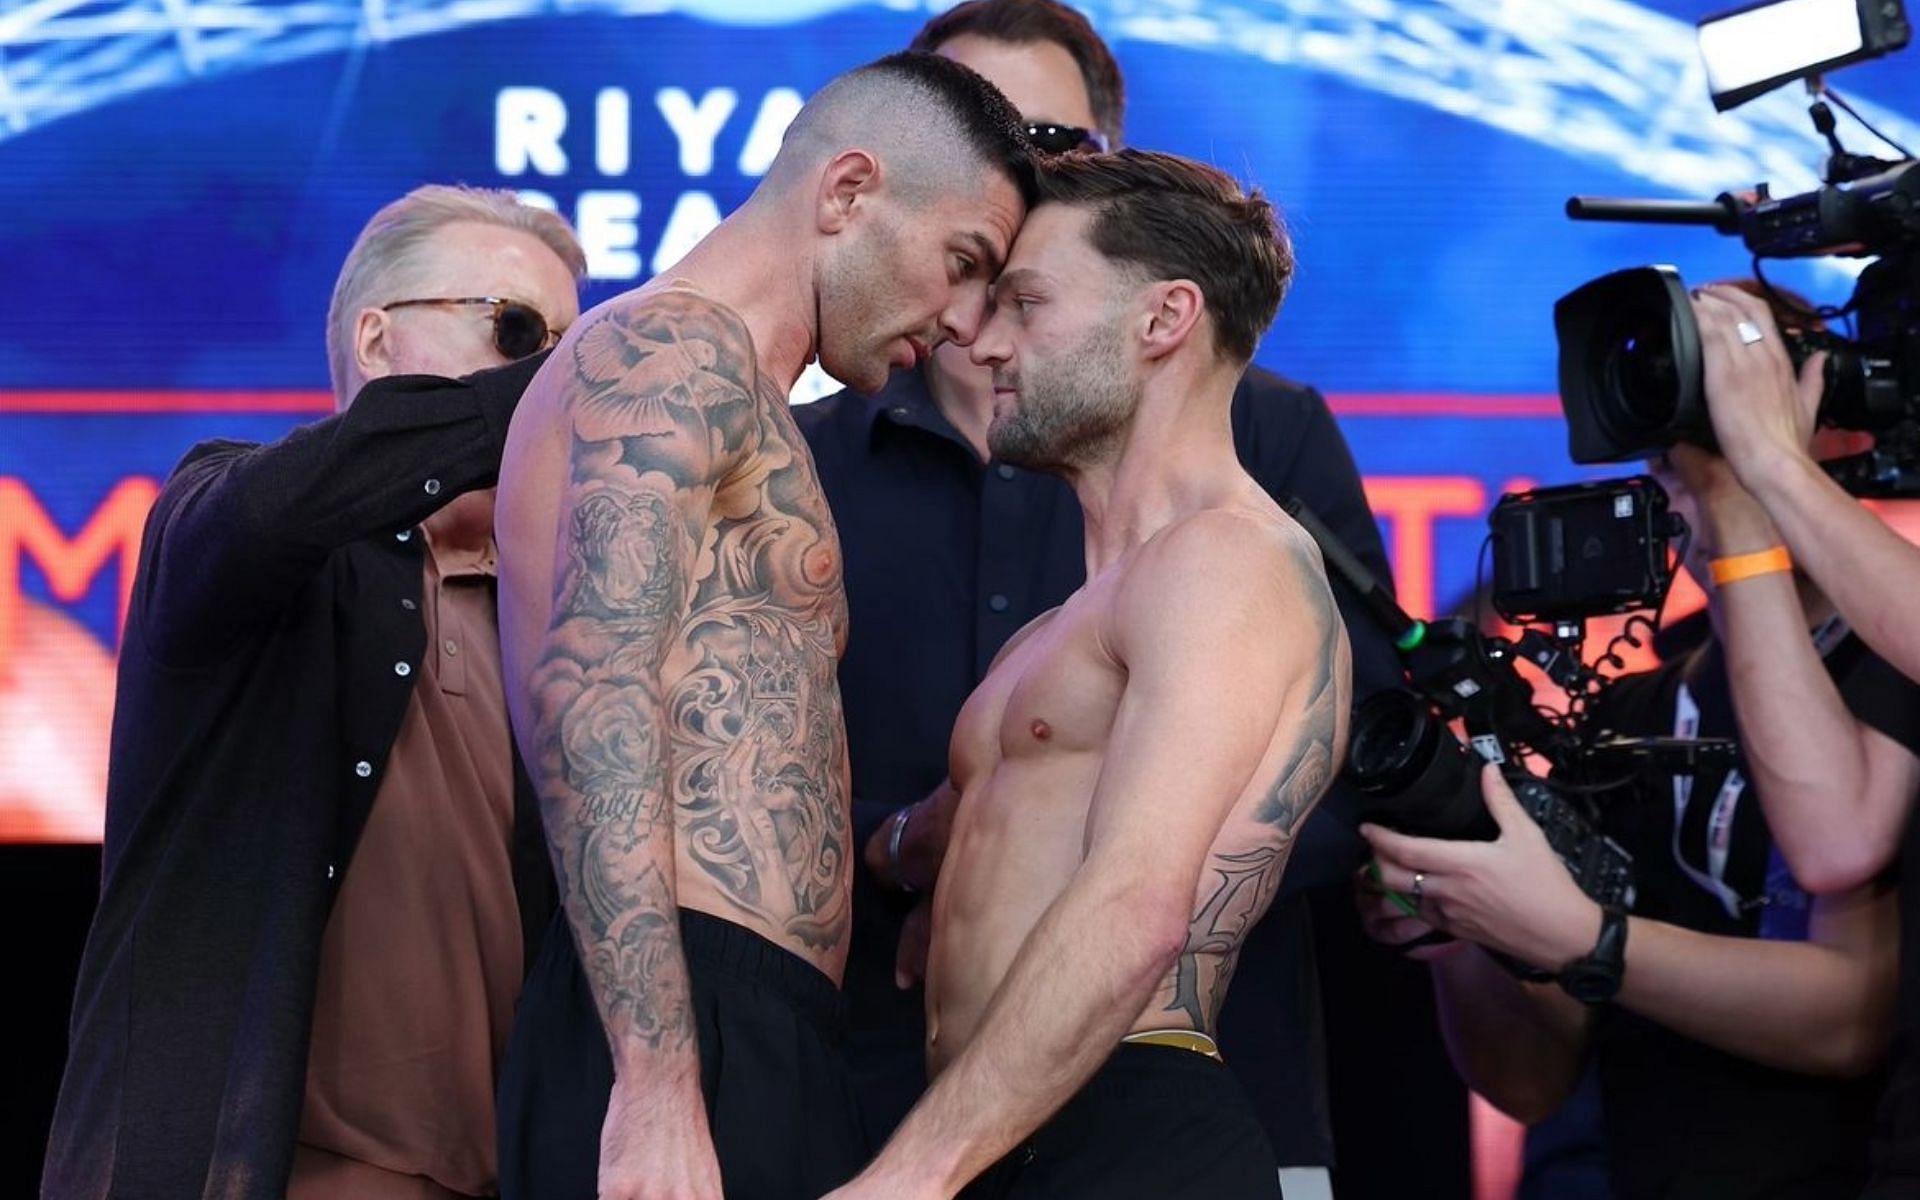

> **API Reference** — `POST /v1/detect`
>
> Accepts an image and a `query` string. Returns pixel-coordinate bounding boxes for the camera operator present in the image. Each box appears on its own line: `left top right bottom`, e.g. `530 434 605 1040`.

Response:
1685 281 1920 1194
1691 283 1920 889
1357 425 1917 1197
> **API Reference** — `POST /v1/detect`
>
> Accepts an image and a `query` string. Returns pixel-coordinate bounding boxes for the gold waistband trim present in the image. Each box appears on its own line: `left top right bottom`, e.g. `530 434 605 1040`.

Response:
1120 1029 1223 1062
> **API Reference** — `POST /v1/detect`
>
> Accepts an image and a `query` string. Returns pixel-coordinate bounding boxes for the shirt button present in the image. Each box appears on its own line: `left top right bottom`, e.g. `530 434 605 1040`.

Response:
891 406 911 419
394 661 412 677
326 864 337 881
354 760 373 778
395 529 412 542
996 464 1016 480
400 598 417 611
988 594 1010 613
424 478 442 496
444 639 459 656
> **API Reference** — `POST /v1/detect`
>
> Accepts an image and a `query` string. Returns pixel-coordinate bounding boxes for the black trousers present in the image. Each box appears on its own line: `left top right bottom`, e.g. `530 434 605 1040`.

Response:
497 907 869 1200
961 1043 1283 1200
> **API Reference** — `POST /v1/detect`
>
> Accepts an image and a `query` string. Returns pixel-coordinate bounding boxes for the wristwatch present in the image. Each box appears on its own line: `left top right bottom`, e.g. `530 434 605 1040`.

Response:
1558 905 1628 1004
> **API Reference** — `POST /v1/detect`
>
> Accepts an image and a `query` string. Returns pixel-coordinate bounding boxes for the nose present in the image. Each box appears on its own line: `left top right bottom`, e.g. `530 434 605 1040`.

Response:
939 283 990 348
969 303 1012 370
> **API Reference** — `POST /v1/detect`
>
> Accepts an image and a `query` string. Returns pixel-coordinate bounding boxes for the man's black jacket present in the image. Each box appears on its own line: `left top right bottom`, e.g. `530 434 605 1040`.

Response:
42 358 555 1200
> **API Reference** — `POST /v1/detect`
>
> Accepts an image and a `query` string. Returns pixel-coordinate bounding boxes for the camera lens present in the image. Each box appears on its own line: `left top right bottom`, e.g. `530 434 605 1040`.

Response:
1346 691 1498 841
1599 309 1679 433
1347 691 1428 790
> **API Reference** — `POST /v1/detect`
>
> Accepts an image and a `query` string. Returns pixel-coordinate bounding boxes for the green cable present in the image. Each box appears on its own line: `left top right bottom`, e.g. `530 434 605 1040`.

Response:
1365 859 1421 919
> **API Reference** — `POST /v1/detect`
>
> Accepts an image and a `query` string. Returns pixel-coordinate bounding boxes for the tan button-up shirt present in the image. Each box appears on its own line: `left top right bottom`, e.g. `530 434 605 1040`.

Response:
294 531 520 1199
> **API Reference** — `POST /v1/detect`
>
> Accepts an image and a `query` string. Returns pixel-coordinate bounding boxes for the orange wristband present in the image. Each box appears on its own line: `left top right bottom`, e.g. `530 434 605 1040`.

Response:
1709 545 1793 586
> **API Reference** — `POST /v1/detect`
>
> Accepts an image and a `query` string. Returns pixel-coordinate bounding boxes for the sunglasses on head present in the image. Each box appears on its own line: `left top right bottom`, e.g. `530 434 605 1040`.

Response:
381 296 561 360
1024 122 1109 155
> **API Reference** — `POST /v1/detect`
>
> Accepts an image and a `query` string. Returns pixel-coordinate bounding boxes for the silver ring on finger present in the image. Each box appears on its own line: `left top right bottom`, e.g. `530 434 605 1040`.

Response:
1411 871 1426 907
1736 320 1765 345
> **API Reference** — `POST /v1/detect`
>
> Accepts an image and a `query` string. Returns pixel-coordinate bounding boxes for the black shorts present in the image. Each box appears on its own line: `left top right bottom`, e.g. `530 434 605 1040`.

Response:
961 1042 1282 1200
497 907 869 1200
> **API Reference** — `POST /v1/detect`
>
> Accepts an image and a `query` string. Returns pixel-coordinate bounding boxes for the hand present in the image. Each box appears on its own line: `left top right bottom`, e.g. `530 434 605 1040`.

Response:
896 895 935 989
1664 444 1779 554
1359 765 1603 973
599 1077 724 1200
1354 863 1463 963
863 779 959 893
1692 285 1827 486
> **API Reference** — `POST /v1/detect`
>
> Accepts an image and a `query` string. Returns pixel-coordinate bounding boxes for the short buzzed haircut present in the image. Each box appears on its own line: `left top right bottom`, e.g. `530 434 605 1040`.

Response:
911 0 1126 148
773 51 1037 207
1034 149 1292 365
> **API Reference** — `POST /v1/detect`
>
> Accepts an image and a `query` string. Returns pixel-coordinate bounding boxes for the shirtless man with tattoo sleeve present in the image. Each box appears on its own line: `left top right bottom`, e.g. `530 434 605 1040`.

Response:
490 53 1034 1200
826 149 1349 1200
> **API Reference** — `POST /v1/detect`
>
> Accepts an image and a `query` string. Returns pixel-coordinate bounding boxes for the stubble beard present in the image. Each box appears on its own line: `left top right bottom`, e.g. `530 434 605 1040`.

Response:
817 214 903 395
987 319 1138 474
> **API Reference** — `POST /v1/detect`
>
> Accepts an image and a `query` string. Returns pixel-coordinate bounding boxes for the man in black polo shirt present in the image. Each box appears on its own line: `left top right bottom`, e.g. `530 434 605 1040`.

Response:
43 186 583 1200
794 4 1414 1192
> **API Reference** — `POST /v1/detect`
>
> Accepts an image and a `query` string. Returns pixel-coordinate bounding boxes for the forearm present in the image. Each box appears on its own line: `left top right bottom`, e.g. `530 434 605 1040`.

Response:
1749 454 1920 682
1616 913 1892 1075
858 876 1184 1196
537 690 707 1099
1715 526 1895 890
198 364 528 550
140 361 536 656
1428 946 1587 1123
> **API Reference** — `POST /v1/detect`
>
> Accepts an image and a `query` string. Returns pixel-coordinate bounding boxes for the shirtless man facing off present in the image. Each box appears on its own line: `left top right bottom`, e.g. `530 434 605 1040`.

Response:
491 53 1034 1200
828 150 1350 1200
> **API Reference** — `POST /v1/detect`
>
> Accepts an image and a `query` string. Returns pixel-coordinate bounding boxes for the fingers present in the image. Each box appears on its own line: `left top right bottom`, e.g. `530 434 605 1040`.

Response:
1796 349 1830 414
1358 820 1470 875
1480 764 1529 834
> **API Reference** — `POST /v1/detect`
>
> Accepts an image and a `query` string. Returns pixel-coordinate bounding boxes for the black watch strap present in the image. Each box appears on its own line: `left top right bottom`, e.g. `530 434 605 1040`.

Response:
1558 905 1629 1005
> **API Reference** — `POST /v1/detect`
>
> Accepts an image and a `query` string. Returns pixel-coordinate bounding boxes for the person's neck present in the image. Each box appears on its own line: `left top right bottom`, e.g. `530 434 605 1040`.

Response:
925 350 994 463
654 201 819 393
1066 367 1244 578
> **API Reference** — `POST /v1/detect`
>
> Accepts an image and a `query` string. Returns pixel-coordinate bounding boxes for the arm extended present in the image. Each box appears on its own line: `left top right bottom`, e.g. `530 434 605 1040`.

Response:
140 357 544 663
1365 768 1899 1084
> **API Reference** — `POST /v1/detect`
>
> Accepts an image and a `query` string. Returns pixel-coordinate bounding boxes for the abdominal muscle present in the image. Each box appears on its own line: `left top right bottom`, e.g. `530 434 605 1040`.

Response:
925 750 1160 1076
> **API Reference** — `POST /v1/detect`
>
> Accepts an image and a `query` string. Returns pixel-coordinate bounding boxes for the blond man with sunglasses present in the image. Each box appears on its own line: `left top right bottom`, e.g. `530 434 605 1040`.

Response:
44 185 584 1200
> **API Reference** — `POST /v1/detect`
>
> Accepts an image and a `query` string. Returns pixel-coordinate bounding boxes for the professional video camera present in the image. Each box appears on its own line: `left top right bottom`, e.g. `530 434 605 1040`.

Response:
1554 0 1918 494
1289 478 1735 915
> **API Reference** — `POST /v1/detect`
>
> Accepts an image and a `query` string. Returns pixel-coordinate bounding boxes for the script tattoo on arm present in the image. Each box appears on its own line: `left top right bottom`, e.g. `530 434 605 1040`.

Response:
1166 541 1347 1031
528 291 758 1058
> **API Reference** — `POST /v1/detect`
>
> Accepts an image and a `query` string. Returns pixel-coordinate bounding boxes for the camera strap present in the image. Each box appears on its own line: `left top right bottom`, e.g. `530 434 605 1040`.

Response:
1671 682 1747 921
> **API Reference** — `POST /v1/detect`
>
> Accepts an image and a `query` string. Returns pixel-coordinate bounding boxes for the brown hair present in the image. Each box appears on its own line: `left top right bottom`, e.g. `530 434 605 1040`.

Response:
910 0 1126 147
1034 149 1292 364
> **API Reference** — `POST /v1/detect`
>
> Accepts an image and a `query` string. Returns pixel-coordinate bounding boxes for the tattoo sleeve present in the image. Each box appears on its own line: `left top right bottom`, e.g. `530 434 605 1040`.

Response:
528 293 759 1063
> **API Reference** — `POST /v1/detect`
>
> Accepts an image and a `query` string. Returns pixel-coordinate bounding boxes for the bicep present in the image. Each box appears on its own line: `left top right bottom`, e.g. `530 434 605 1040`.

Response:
1083 535 1336 883
1082 649 1284 878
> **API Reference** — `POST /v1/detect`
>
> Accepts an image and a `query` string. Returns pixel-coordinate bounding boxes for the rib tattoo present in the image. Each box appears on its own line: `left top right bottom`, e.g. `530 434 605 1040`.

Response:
1165 544 1345 1032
